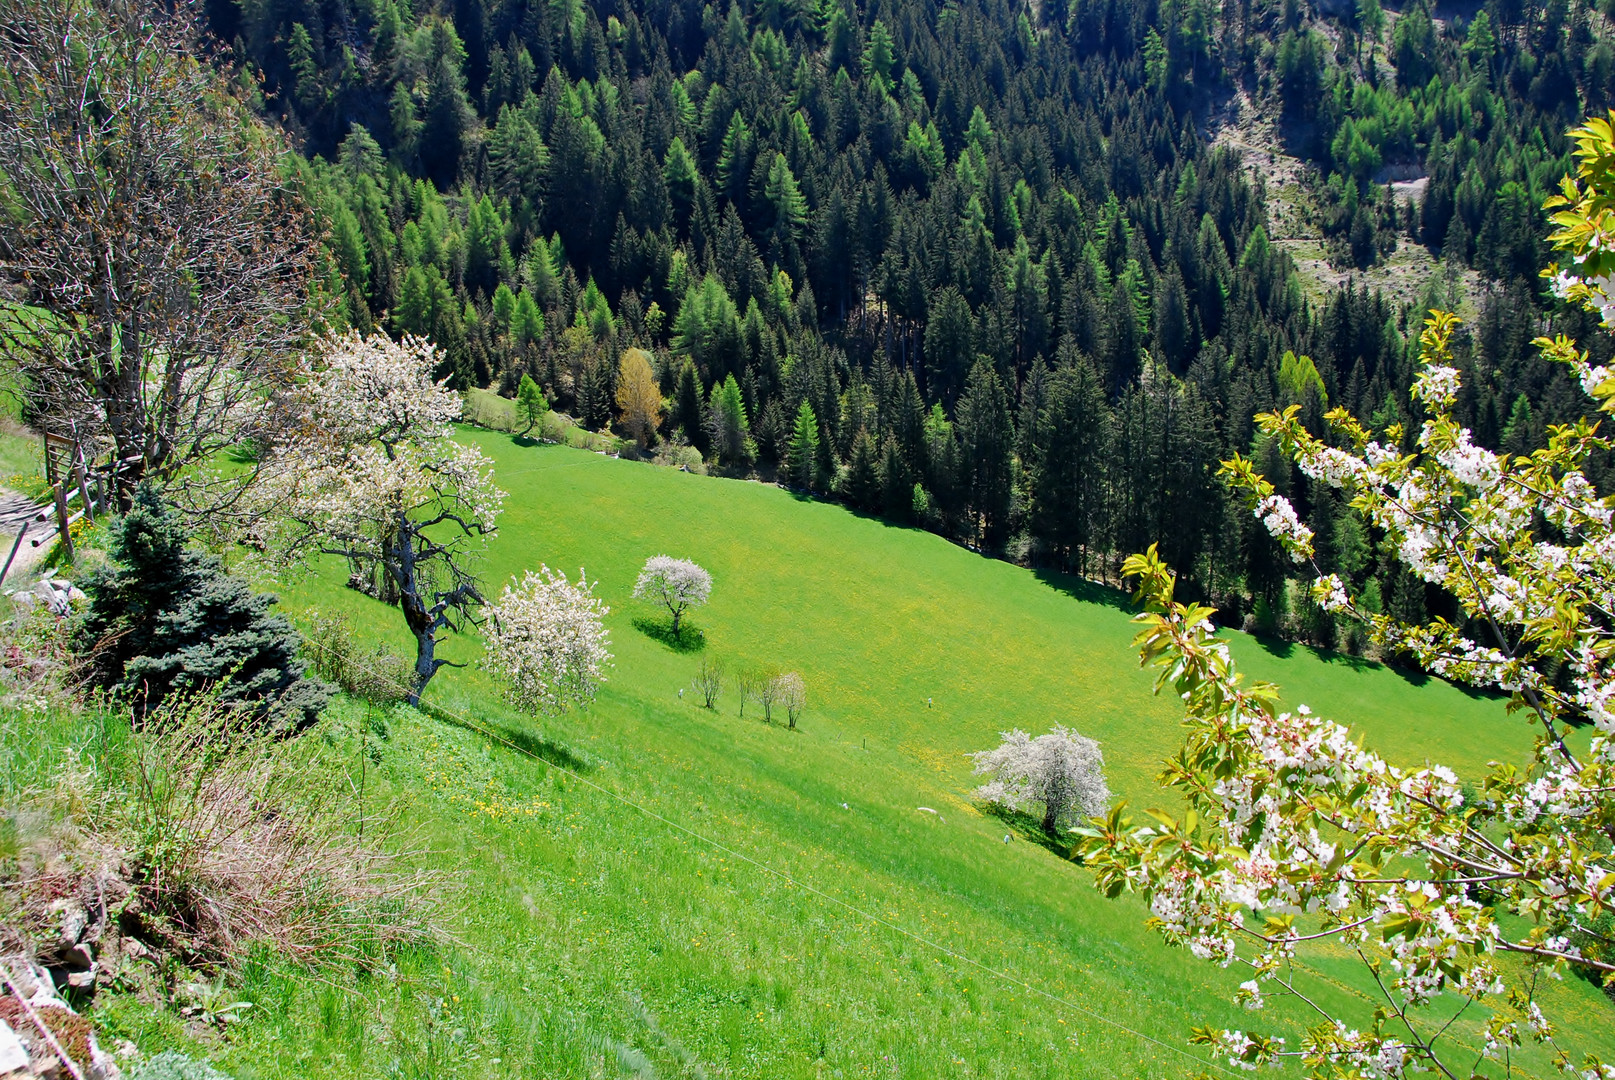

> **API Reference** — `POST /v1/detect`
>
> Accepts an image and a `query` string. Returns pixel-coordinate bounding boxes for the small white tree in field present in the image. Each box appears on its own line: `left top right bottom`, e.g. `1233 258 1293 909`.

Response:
970 726 1109 838
632 555 712 637
481 567 611 715
774 671 806 729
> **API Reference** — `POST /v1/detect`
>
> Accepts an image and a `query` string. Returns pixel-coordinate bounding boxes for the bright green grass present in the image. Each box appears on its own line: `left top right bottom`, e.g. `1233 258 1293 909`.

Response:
87 435 1615 1079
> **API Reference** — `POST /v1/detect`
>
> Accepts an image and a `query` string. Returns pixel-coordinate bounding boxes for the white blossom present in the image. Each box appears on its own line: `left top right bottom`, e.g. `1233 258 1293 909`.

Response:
249 333 505 704
970 725 1110 833
631 555 713 636
482 567 612 715
1254 494 1313 561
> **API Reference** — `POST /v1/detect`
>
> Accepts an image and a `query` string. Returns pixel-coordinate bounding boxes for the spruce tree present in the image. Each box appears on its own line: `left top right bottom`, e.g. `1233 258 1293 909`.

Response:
674 360 709 457
76 486 328 732
840 429 880 510
879 436 913 520
957 360 1014 549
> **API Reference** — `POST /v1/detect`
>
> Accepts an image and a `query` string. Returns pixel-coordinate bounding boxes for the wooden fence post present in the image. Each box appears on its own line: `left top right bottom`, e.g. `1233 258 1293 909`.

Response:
52 482 72 564
72 446 94 522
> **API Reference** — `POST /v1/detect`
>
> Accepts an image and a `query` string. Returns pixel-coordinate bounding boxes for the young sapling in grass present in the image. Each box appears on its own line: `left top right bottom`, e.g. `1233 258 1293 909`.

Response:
735 668 759 718
693 658 724 709
755 670 782 722
774 671 805 729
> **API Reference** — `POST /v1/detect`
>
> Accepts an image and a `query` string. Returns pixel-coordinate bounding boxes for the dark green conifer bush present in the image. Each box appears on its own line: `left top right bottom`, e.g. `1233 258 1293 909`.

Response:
75 486 327 732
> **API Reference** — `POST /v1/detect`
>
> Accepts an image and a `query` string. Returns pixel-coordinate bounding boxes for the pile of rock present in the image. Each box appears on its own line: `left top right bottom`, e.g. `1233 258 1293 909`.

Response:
0 958 118 1080
7 580 83 617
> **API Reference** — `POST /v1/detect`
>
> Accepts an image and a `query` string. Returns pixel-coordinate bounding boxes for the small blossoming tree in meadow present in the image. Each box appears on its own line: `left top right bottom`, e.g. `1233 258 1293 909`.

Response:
1078 115 1615 1079
971 726 1109 839
481 567 612 715
252 333 506 705
632 555 712 637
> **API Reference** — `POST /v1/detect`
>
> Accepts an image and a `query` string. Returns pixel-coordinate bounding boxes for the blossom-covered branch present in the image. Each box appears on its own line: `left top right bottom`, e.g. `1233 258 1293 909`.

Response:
1080 115 1615 1080
250 333 505 705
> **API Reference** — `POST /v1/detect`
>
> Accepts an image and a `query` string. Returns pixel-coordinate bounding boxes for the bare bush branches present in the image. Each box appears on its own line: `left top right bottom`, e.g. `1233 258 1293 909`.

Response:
692 659 723 709
105 694 434 967
0 0 320 510
3 692 438 975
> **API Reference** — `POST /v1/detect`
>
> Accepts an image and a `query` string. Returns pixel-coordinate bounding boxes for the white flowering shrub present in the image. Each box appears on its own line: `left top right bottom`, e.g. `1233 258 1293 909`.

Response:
481 567 611 716
1080 117 1615 1079
631 555 712 636
251 333 505 705
970 725 1109 838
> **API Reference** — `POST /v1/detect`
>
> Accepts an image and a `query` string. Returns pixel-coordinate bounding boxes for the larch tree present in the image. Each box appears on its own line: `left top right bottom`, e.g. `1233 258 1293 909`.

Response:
785 400 821 490
706 374 753 465
515 373 548 436
251 333 504 706
616 348 664 449
0 0 319 510
1079 115 1615 1078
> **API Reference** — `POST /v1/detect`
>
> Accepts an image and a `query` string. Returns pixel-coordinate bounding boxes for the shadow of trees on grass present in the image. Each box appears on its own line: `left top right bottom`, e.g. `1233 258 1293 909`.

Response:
425 704 592 772
632 616 705 653
980 802 1080 861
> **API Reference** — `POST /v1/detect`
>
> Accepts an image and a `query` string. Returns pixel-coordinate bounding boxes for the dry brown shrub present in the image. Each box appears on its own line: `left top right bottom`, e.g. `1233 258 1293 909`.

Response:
4 689 437 984
94 692 437 969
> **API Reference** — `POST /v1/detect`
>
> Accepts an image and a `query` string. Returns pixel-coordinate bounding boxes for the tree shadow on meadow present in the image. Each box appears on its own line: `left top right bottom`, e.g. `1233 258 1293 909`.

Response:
425 704 592 772
980 802 1080 862
632 616 705 653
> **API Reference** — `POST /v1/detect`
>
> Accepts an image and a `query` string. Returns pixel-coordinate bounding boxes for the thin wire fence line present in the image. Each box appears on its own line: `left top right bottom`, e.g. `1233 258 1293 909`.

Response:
311 641 1237 1077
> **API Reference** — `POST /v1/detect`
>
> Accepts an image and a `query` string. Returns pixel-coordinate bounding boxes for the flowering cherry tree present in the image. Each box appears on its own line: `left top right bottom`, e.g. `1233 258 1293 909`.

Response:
252 333 505 705
1078 117 1615 1079
971 726 1110 839
481 567 611 715
631 555 712 637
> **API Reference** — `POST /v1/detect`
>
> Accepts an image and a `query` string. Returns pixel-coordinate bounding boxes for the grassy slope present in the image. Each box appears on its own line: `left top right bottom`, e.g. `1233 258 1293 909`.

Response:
114 435 1612 1079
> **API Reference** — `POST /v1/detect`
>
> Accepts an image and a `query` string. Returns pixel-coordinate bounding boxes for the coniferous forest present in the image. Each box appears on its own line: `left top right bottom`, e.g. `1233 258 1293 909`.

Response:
217 0 1615 646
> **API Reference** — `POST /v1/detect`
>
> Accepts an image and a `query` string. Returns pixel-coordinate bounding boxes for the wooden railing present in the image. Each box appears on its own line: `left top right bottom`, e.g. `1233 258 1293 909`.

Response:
0 434 131 587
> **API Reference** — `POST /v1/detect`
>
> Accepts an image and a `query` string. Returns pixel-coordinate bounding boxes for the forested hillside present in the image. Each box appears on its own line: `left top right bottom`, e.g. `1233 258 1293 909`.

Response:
217 0 1615 644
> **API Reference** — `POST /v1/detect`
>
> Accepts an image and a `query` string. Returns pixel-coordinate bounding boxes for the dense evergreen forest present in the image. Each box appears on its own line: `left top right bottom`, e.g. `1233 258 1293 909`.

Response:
212 0 1615 645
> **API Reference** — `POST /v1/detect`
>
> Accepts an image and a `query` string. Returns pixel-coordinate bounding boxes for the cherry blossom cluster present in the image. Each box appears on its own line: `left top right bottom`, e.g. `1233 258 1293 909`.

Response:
250 333 505 564
481 567 612 715
294 331 462 449
1081 160 1615 1076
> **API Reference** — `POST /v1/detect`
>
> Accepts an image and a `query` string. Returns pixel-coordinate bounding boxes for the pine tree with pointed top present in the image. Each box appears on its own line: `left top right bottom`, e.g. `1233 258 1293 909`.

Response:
785 399 821 490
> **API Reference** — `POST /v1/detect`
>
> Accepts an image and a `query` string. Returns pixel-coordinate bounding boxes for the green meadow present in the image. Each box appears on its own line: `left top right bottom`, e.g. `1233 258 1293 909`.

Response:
77 432 1615 1078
